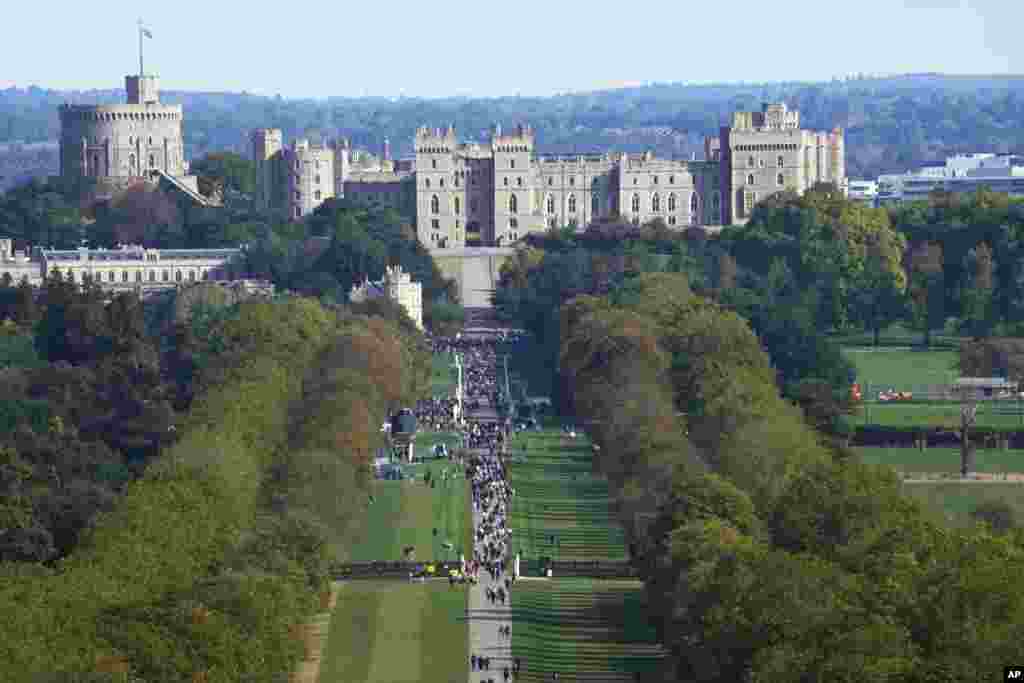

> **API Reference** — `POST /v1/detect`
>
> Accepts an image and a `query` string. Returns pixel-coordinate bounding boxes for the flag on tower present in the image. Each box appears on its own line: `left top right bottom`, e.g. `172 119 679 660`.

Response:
141 27 153 38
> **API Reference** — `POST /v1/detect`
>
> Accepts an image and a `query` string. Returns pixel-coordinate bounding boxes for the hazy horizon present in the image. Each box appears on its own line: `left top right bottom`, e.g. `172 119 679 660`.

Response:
1 0 1019 98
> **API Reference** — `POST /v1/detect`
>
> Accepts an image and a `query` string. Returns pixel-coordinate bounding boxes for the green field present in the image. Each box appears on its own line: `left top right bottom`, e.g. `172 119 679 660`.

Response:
855 447 1024 474
508 428 628 562
903 481 1024 527
431 352 458 396
510 579 666 682
831 322 961 349
334 458 471 563
843 346 958 389
318 580 468 683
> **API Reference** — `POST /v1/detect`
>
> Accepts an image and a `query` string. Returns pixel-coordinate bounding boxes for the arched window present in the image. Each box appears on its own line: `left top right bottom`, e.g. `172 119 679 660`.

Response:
454 197 461 215
777 155 785 168
631 194 640 213
431 195 440 214
668 193 676 212
568 194 576 213
691 193 699 214
509 194 518 214
777 173 785 186
547 196 555 214
747 173 755 185
651 193 660 213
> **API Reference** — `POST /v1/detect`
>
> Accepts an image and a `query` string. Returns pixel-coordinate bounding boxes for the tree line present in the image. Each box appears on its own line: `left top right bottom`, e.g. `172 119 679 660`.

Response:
0 280 432 680
560 273 1024 681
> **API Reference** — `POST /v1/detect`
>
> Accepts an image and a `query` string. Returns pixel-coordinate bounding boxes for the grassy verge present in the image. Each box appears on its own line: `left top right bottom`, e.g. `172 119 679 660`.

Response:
855 447 1024 474
431 351 458 396
508 427 627 564
334 458 469 563
510 579 666 682
318 580 468 683
842 347 958 388
903 481 1024 527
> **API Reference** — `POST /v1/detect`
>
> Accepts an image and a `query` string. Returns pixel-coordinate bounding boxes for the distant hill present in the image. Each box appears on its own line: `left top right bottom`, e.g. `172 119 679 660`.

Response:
5 73 1024 184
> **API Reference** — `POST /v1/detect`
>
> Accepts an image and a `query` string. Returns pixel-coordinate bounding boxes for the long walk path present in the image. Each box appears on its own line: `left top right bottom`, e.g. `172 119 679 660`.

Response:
461 332 515 683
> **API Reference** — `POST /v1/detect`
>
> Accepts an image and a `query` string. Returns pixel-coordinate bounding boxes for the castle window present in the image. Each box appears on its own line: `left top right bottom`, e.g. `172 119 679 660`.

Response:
503 178 509 186
651 193 660 212
162 270 170 282
135 271 142 282
431 219 440 229
175 270 183 283
548 178 553 186
188 271 196 281
440 178 445 187
668 216 677 226
652 176 658 185
777 155 785 168
509 195 518 214
432 159 437 169
315 175 321 184
748 156 755 168
509 218 518 229
455 177 460 187
568 194 576 213
777 173 785 186
510 160 515 169
547 196 555 214
425 178 431 188
431 195 440 214
569 177 575 186
631 194 640 213
295 207 301 218
633 177 638 185
691 193 699 214
315 190 322 200
149 271 156 282
669 175 675 184
758 158 766 169
515 177 521 187
747 174 755 186
454 197 461 215
668 193 676 212
295 191 301 200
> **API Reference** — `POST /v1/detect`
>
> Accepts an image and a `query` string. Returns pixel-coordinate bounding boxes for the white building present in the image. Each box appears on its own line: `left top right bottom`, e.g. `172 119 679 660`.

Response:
349 265 424 330
876 153 1024 205
847 179 878 206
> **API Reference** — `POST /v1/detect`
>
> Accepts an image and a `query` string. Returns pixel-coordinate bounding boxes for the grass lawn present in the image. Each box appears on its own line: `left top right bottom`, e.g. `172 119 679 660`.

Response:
851 401 1024 429
333 457 471 563
855 447 1024 474
831 322 961 349
431 351 458 397
842 347 958 389
510 579 667 682
318 580 468 683
902 481 1024 527
508 428 627 563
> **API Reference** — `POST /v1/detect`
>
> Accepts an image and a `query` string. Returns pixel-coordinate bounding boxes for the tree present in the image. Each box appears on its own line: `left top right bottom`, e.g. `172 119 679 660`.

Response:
849 241 907 346
907 241 945 348
959 242 996 338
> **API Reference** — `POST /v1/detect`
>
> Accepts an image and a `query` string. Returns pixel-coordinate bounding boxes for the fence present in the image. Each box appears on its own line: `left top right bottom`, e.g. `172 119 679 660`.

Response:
331 559 638 580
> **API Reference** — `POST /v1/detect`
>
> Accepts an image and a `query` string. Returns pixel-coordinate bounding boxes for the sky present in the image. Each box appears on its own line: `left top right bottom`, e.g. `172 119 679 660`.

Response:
1 0 1019 98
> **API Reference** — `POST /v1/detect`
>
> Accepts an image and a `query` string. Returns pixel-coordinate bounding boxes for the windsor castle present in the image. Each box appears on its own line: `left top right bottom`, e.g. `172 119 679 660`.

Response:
254 102 846 249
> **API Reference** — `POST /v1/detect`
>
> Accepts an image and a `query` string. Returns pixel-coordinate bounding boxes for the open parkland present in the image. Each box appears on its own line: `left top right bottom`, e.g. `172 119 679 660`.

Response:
315 330 667 683
312 321 1024 682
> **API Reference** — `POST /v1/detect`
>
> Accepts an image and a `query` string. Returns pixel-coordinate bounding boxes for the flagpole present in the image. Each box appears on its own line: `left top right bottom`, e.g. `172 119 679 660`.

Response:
138 20 144 76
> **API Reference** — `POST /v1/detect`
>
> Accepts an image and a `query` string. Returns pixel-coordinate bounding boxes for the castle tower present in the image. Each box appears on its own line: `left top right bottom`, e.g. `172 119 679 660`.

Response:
415 126 462 249
491 123 535 246
252 129 283 210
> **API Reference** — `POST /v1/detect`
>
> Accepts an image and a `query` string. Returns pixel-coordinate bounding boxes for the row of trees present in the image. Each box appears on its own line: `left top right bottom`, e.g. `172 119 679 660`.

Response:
559 273 1024 681
0 292 432 680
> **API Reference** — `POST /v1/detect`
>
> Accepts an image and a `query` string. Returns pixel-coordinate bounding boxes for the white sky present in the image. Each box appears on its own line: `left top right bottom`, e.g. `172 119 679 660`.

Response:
1 0 1018 98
